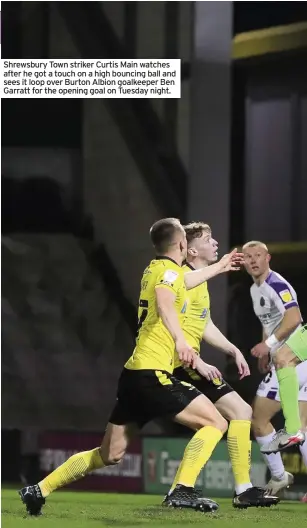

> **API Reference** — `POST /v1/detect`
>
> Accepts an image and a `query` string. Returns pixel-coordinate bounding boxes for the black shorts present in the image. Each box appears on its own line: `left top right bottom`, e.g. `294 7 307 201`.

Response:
174 366 234 404
109 368 201 428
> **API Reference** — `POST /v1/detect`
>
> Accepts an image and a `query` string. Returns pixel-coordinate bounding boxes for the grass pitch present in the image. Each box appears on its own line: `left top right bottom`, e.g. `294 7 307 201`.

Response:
1 488 306 528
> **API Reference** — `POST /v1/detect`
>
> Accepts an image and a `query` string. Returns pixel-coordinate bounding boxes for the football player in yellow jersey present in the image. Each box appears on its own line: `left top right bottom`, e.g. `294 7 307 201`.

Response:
20 218 244 516
169 222 279 509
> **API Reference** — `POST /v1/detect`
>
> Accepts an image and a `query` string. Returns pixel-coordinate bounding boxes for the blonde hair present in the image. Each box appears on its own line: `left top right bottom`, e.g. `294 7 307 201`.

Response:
242 240 268 252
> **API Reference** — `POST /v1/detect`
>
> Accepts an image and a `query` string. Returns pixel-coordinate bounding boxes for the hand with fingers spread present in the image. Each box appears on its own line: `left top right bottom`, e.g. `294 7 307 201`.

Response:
195 356 222 381
218 248 244 273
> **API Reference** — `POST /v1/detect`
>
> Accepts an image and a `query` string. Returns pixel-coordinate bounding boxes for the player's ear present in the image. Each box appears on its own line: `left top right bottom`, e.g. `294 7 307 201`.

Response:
188 247 197 257
267 253 271 263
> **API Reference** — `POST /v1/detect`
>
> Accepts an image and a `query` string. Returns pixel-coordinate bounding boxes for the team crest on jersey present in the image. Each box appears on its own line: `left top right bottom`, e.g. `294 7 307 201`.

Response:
260 297 265 307
279 289 293 303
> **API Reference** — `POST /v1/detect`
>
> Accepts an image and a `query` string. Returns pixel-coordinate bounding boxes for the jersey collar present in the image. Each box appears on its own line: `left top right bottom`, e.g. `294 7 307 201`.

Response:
155 255 181 267
184 261 195 271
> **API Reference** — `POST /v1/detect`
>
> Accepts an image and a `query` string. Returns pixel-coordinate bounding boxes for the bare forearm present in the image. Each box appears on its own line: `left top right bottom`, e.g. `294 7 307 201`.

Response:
275 320 300 342
266 309 301 345
203 320 236 357
184 263 222 290
158 303 185 344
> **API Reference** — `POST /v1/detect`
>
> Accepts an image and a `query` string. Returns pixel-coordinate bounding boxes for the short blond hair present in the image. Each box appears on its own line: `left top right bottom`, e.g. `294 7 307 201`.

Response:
242 240 268 252
184 222 211 246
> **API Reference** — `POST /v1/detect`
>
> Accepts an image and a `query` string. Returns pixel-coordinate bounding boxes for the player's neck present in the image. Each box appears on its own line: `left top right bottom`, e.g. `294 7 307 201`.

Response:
254 268 271 286
186 257 207 270
159 251 183 267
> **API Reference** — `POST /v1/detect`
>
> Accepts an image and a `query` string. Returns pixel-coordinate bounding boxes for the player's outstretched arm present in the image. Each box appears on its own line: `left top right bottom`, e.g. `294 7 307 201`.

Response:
203 318 237 355
251 307 302 359
184 249 243 290
155 287 197 368
273 306 302 342
203 318 250 379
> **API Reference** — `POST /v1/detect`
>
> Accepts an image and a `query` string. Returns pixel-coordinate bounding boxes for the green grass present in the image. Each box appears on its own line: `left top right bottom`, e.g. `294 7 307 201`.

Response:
1 488 306 528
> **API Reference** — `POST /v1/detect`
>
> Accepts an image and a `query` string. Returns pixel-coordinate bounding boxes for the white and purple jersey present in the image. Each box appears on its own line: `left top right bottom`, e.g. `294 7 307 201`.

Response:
251 270 306 402
250 269 302 352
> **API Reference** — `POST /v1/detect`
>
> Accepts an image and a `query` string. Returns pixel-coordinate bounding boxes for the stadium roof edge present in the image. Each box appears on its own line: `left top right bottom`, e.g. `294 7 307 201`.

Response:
232 21 307 59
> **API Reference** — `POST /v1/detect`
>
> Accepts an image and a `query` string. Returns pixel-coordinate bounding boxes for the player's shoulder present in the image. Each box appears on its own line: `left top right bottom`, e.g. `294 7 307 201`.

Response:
265 270 293 293
184 262 208 291
150 257 183 281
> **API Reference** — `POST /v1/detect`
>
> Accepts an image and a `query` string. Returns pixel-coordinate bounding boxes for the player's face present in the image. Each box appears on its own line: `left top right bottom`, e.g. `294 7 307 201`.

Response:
243 246 270 278
190 231 218 264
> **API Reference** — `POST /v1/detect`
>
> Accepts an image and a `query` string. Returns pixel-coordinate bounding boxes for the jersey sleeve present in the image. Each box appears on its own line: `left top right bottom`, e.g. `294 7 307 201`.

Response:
155 268 183 295
269 281 298 311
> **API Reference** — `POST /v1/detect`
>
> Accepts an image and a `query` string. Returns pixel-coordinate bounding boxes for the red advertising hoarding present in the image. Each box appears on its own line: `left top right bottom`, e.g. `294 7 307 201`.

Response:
39 432 143 493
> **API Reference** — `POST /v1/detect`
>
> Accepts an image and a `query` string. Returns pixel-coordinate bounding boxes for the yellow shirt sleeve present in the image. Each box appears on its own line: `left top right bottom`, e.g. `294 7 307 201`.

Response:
155 267 183 295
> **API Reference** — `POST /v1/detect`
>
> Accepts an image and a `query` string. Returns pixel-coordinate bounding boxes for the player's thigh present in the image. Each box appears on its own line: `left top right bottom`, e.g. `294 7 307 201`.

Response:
252 395 281 429
100 422 139 464
174 393 228 433
175 366 234 408
215 391 252 421
282 324 307 363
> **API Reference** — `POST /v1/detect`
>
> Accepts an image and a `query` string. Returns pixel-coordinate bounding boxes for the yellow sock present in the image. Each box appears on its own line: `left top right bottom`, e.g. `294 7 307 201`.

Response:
227 420 252 494
39 447 104 497
170 426 222 491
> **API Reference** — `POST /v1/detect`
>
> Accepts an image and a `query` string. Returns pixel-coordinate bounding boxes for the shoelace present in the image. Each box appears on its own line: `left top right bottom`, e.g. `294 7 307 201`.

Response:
272 428 285 440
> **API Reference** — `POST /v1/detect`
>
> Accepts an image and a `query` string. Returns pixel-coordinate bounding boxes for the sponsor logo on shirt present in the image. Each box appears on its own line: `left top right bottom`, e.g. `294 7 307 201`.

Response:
280 289 293 303
163 270 179 285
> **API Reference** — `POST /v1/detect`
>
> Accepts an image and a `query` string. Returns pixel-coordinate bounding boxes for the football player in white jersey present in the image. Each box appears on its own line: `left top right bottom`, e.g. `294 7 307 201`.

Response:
243 241 307 496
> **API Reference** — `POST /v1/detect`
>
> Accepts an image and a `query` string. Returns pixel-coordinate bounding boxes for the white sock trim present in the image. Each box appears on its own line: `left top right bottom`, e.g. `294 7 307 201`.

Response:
256 432 286 479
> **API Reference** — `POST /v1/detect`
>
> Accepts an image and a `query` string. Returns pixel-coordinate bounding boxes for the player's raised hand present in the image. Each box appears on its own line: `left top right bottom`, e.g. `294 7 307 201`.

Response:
233 348 250 379
218 248 244 273
176 340 198 368
195 357 222 381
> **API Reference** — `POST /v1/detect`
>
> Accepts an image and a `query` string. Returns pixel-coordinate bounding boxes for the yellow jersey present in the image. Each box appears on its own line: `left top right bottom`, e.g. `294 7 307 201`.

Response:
175 263 210 368
125 257 188 374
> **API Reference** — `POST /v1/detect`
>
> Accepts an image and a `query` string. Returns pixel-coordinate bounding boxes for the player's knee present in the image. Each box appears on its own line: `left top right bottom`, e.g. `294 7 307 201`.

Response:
195 413 228 434
210 415 228 434
232 401 253 421
274 347 297 370
99 446 125 467
218 416 228 434
273 353 288 370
